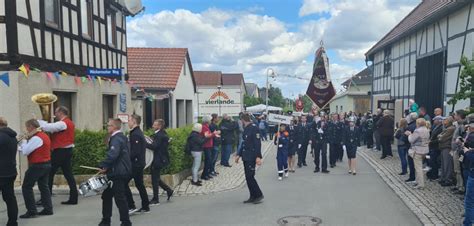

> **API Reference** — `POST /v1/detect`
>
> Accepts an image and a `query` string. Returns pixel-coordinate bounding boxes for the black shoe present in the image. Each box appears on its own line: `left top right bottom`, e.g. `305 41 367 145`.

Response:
441 182 455 187
243 198 255 204
223 165 232 168
138 207 150 213
330 165 335 168
38 209 53 216
451 187 459 192
19 212 37 219
297 164 302 168
313 168 320 173
61 200 78 205
98 220 111 226
380 156 386 159
303 163 307 166
454 190 465 195
149 198 160 206
399 172 407 175
201 176 210 181
167 190 174 201
321 170 330 173
405 179 415 183
253 196 264 204
6 222 18 226
191 181 202 186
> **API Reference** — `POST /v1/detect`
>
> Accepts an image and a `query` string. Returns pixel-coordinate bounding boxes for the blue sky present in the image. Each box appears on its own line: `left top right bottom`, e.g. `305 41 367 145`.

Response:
128 0 420 97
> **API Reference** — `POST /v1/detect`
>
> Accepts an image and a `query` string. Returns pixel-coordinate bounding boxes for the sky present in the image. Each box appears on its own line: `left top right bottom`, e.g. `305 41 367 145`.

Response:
127 0 421 98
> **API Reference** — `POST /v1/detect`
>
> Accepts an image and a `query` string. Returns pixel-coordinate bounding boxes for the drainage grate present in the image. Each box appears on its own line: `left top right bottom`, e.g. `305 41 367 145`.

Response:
277 216 322 226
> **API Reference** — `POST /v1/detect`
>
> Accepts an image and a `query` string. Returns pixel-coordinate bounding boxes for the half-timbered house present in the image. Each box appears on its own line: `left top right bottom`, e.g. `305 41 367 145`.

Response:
366 1 473 121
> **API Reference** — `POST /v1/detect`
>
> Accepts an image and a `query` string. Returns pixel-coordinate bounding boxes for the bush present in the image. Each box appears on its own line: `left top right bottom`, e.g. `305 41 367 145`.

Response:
72 127 193 175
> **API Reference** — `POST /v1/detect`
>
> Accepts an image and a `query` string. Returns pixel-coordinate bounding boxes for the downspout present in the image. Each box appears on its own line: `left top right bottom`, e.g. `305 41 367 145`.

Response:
365 56 374 112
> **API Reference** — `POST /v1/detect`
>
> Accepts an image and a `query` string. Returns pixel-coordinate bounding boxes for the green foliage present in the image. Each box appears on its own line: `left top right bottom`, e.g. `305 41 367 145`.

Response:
267 86 286 107
244 94 263 107
448 55 474 112
72 126 193 175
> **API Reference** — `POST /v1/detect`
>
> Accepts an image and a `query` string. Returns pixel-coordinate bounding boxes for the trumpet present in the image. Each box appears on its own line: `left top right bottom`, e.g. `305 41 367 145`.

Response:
17 128 41 144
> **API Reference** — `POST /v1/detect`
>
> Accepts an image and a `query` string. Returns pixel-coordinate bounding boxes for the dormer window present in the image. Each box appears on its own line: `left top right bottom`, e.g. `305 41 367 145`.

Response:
45 0 60 29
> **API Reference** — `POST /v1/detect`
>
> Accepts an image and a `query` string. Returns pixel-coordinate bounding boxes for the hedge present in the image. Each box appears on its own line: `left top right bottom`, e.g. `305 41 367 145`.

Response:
72 126 193 175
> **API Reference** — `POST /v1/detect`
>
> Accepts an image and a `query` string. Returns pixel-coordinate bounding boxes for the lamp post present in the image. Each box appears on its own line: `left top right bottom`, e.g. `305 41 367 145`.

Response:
217 85 222 116
266 68 276 114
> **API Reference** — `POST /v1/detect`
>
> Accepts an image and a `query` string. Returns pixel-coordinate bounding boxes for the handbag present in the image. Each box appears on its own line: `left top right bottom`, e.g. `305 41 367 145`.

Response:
408 148 415 158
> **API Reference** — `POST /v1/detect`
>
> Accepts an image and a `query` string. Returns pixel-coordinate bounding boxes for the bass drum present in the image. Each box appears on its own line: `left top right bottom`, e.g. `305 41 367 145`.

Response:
144 135 154 169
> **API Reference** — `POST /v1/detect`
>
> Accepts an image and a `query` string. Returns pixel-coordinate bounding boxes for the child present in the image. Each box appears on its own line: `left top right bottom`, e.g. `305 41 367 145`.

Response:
274 124 290 180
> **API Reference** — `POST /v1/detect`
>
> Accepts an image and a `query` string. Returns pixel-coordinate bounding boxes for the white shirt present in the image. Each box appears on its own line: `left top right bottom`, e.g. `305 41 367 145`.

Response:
111 130 121 137
38 119 74 148
19 135 43 156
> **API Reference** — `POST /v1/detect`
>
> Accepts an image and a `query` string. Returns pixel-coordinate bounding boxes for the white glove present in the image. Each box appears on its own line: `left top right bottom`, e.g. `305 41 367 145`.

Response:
298 144 302 149
318 128 323 134
278 144 283 148
343 145 347 152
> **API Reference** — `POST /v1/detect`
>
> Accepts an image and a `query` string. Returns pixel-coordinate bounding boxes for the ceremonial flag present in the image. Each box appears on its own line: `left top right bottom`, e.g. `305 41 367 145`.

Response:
305 44 336 109
0 73 9 86
18 64 30 77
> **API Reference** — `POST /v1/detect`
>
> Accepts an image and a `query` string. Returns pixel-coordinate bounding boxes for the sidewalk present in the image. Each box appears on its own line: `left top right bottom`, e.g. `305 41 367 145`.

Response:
359 147 463 225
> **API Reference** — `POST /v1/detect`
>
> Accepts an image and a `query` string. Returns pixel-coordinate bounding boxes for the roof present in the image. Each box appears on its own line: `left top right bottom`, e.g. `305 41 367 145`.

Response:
127 48 196 90
194 71 222 86
342 68 372 87
366 1 467 57
222 73 244 86
245 83 259 96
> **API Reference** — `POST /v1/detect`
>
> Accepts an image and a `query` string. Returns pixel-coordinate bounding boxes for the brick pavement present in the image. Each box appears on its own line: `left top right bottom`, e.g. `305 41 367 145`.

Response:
359 147 464 225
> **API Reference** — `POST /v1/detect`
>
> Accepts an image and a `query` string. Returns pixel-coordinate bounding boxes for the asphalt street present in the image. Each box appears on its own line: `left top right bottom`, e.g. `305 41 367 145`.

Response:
0 146 421 226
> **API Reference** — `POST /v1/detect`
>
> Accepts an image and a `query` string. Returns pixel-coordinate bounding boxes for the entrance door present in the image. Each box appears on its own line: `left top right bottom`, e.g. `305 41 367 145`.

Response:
415 51 445 117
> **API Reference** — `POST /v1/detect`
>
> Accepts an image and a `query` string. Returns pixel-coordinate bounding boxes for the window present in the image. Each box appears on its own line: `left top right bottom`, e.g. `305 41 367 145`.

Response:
383 47 392 77
103 95 116 128
53 91 75 121
45 0 60 28
81 0 93 38
107 11 117 47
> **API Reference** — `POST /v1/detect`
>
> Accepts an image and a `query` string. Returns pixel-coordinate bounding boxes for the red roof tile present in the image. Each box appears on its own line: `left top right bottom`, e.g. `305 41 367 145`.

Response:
128 48 191 90
222 73 244 86
194 71 222 86
366 1 466 57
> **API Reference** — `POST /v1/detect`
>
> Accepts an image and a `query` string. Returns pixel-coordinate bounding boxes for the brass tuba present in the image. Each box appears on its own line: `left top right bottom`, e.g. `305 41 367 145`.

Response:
31 93 58 123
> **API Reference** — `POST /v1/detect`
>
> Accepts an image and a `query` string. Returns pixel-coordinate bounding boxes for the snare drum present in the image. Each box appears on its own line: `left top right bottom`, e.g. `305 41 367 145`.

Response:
79 175 109 197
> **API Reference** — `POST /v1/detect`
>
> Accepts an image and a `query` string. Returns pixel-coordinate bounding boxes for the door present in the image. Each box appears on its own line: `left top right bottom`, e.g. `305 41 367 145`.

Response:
415 51 445 118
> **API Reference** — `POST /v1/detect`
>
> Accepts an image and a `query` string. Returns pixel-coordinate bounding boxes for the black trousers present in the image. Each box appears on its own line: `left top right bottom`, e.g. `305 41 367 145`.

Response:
49 148 78 202
312 142 328 170
101 178 131 225
151 165 172 201
380 136 393 157
125 166 149 209
329 143 340 166
337 143 344 161
22 163 52 213
366 130 374 148
297 142 309 165
0 176 18 225
427 149 441 179
243 161 263 199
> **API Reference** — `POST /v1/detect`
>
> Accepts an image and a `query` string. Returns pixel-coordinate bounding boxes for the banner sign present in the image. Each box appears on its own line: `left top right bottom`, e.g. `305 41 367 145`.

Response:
119 93 127 113
117 114 129 123
306 45 336 109
198 88 243 116
268 113 293 125
87 68 122 77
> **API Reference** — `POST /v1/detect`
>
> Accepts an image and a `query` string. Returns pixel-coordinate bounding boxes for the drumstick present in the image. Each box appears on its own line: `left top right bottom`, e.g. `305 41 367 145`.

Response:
80 165 101 171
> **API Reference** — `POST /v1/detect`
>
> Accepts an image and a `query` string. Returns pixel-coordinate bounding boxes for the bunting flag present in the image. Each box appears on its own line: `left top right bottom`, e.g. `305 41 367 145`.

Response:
305 42 336 109
97 76 102 86
81 77 87 84
61 71 68 77
54 72 60 80
46 72 53 80
18 64 30 77
0 73 9 87
32 67 42 73
87 75 92 81
74 76 81 86
91 76 97 84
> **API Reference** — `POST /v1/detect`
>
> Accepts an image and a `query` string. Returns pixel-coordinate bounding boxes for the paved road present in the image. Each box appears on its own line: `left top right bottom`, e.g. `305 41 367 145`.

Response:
1 146 421 226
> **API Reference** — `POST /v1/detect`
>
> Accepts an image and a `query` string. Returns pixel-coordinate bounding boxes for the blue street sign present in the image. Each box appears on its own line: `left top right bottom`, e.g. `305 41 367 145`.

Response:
87 68 122 77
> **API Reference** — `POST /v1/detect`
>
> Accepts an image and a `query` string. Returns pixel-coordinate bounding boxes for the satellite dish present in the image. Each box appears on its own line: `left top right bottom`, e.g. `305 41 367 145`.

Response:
119 0 143 15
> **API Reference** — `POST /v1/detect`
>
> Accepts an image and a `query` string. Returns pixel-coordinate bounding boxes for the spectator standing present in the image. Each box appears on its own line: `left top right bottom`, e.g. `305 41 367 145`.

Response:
201 116 216 181
438 117 456 186
0 117 18 226
209 114 221 177
406 118 430 189
220 114 237 167
377 110 395 159
395 118 409 175
427 116 444 180
373 109 383 151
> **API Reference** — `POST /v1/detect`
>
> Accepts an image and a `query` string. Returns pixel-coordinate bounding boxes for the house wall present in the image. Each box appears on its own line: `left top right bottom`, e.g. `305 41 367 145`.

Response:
371 3 473 116
171 58 195 128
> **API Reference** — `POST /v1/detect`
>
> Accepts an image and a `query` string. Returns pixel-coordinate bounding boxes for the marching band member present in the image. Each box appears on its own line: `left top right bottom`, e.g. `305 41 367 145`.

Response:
274 124 289 180
0 117 18 226
287 119 298 173
310 114 330 173
98 119 132 226
297 115 310 168
38 106 78 205
124 115 150 214
146 119 174 206
328 113 343 168
19 119 53 218
344 119 360 175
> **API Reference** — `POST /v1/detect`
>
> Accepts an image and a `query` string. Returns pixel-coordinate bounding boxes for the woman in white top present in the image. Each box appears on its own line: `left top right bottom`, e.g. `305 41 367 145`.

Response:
406 118 430 189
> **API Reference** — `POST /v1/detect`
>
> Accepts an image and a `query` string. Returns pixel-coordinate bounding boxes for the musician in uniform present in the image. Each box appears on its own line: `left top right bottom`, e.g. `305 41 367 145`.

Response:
0 117 18 226
98 119 132 226
274 124 289 180
18 119 53 218
38 106 78 205
344 120 360 175
235 114 264 204
297 115 310 167
124 115 149 214
287 119 298 172
327 113 343 168
310 115 330 173
146 119 174 206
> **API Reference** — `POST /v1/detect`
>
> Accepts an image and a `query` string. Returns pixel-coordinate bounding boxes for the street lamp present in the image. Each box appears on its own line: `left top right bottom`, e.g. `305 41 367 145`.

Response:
217 85 222 116
266 68 276 114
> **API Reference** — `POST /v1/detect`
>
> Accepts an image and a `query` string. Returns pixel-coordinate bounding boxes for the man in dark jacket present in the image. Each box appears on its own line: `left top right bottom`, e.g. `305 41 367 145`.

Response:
124 115 149 214
427 116 444 180
373 108 383 151
327 113 343 167
220 114 237 167
310 117 330 173
377 110 394 159
0 117 18 226
146 119 174 206
297 115 311 167
99 118 132 226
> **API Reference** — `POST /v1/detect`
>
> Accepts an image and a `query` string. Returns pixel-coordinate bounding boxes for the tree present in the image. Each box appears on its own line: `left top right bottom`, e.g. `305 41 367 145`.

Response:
268 86 285 107
448 55 474 113
244 94 263 107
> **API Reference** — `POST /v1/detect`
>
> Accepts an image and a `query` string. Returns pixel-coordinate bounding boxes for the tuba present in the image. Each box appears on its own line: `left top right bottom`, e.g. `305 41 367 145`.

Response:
31 93 58 122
